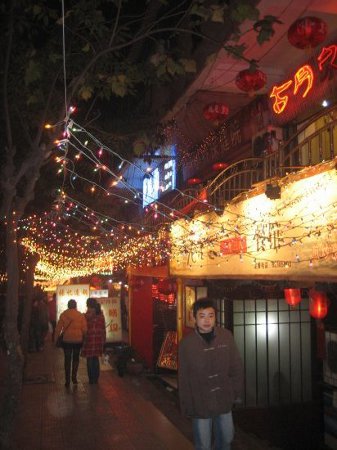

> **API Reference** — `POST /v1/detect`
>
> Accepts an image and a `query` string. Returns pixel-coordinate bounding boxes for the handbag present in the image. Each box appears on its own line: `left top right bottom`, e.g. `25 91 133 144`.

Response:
55 320 72 348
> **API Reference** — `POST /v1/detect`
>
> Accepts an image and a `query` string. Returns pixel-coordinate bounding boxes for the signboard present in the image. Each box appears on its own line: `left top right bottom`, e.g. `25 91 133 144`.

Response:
95 297 122 343
93 283 122 342
170 165 337 281
91 289 109 298
269 41 337 124
56 284 90 320
157 331 178 370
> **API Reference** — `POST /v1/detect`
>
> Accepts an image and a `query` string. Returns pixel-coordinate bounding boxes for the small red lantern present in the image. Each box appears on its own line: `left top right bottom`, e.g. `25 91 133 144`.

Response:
235 69 266 93
284 288 302 307
309 289 329 319
212 162 229 172
288 16 327 49
187 177 202 186
157 278 176 295
203 103 229 122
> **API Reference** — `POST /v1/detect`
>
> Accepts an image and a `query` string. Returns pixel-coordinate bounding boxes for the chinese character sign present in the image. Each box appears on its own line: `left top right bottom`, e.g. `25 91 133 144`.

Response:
91 289 109 298
96 295 122 342
56 284 90 319
269 44 337 120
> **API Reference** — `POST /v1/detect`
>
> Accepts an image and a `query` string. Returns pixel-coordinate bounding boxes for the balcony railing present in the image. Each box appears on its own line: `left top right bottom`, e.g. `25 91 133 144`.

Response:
206 106 337 210
138 106 337 227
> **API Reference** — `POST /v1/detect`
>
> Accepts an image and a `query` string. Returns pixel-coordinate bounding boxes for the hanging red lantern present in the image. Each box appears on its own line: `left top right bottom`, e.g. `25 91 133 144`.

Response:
157 278 176 295
212 162 229 172
235 68 267 93
187 177 202 186
288 16 327 49
284 288 302 307
309 289 329 319
203 103 229 122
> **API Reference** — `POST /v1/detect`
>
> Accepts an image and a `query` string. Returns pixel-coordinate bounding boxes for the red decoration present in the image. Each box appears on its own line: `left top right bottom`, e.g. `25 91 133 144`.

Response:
235 69 266 93
212 162 229 171
284 288 302 307
157 278 176 295
288 16 327 50
203 103 229 122
187 177 202 186
309 289 329 319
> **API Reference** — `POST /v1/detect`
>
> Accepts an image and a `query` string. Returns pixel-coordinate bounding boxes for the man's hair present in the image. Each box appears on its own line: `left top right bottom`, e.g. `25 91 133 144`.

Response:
192 298 216 318
68 299 77 309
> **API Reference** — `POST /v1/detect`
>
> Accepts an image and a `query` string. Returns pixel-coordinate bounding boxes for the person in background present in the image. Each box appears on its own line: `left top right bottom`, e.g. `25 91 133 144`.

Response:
48 293 57 342
29 295 49 352
81 298 106 385
178 298 244 450
55 299 87 387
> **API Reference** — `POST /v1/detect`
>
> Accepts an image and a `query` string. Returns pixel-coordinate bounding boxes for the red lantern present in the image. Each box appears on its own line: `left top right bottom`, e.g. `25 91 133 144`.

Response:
284 288 301 307
187 177 202 186
235 69 266 93
309 289 329 319
203 103 229 122
212 162 229 172
157 278 176 295
288 17 327 49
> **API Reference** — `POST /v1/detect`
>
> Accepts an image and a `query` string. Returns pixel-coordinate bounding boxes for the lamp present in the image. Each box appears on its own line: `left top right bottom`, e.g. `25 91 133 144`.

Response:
265 183 281 199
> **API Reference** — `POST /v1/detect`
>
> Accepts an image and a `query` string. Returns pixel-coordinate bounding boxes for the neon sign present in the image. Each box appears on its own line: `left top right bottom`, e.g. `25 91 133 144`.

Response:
270 45 337 114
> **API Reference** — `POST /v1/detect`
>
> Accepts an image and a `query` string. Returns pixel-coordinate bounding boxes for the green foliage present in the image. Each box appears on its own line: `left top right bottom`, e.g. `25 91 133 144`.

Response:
254 15 283 45
230 2 259 23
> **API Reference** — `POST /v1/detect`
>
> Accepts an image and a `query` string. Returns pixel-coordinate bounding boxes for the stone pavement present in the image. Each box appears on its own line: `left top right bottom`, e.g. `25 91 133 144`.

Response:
10 337 281 450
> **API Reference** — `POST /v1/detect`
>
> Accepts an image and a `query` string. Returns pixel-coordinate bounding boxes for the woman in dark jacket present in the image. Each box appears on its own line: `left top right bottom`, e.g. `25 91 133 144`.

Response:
81 298 106 384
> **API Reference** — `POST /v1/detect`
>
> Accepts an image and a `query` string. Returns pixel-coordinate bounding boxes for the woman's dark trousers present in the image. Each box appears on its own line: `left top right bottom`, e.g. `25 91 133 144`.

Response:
63 342 82 386
87 356 100 384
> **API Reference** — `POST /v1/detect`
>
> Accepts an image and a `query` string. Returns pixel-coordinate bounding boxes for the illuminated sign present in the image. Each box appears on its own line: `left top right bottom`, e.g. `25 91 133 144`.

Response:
270 44 337 115
56 284 90 319
170 165 337 280
142 157 176 208
143 167 159 207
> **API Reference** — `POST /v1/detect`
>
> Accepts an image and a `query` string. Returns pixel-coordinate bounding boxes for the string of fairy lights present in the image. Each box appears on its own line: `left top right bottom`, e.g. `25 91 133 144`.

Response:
11 101 337 288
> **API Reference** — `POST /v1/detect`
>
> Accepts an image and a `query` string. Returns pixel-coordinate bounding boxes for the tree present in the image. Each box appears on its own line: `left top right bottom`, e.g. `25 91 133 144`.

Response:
0 0 279 445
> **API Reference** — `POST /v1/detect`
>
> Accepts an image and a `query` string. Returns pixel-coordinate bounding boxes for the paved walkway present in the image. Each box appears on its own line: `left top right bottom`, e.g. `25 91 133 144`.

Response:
11 338 280 450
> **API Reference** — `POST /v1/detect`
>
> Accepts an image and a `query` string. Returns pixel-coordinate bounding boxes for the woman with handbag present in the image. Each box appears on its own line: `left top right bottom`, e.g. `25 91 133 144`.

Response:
55 299 87 387
81 298 106 385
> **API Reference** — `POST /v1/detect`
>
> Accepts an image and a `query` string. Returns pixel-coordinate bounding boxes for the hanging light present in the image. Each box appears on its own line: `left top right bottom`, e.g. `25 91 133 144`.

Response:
212 162 229 172
284 288 302 307
203 103 229 122
235 68 267 93
288 17 327 50
157 278 176 295
309 289 329 319
187 177 202 186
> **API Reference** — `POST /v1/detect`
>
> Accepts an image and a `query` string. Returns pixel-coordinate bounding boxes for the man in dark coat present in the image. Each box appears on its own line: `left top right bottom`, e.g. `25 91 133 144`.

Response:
178 298 243 450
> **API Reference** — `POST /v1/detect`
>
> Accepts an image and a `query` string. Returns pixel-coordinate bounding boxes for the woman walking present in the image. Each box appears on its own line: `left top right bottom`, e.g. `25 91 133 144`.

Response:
55 299 87 387
81 298 106 384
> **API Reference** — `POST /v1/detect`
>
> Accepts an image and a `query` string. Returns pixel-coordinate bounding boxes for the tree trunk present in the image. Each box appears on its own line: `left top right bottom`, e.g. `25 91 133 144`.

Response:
0 214 24 450
20 252 39 356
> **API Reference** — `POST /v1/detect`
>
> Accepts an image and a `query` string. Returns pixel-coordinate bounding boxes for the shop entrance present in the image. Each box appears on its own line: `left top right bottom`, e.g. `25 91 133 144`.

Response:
217 296 311 407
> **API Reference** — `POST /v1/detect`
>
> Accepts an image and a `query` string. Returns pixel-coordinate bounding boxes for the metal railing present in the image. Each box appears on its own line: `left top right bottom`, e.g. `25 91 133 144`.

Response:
206 106 337 210
137 106 337 225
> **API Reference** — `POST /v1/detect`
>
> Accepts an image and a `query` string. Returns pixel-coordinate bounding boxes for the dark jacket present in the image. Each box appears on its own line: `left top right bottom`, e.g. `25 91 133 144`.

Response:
178 326 243 418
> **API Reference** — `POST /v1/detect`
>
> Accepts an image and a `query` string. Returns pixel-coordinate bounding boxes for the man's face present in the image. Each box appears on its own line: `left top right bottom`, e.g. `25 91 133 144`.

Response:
195 307 216 333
